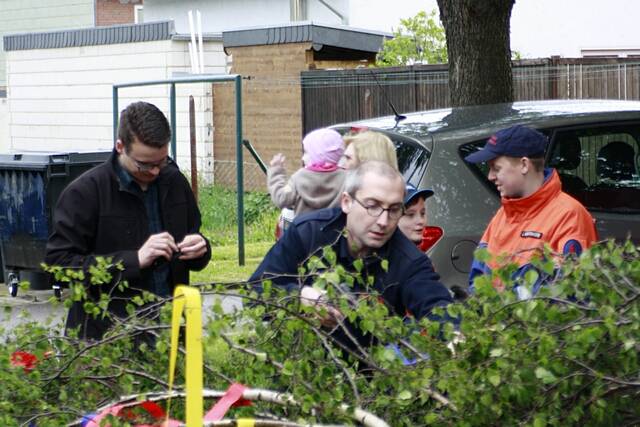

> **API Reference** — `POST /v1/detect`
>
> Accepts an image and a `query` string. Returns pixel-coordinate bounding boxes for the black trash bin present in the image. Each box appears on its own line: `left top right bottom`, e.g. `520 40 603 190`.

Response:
0 151 110 296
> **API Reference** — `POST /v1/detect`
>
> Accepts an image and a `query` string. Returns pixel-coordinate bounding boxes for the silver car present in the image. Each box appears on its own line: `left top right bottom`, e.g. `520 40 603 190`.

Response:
333 100 640 290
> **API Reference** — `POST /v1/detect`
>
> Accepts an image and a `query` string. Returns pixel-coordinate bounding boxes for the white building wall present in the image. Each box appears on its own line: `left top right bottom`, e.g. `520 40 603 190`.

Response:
143 0 349 33
0 98 8 153
306 0 348 24
0 0 95 89
145 0 290 33
6 39 226 182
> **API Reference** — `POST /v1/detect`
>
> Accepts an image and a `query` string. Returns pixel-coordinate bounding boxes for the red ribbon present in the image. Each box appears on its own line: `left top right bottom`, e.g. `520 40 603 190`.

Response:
85 401 181 427
85 382 253 425
204 383 252 421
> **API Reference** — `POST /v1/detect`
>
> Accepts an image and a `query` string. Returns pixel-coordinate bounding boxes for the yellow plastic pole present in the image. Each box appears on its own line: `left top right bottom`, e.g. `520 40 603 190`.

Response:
167 285 203 426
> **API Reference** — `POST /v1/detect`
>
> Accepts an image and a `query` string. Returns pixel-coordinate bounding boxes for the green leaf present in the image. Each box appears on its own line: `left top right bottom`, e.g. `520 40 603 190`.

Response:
397 390 412 400
533 417 545 427
535 367 557 384
324 271 341 285
353 258 364 272
101 357 112 369
282 360 294 376
424 413 439 424
490 348 504 357
488 373 501 387
361 319 374 333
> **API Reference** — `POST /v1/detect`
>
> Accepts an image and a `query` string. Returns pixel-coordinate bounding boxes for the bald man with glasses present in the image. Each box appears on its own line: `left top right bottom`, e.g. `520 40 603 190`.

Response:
250 161 452 341
46 101 211 340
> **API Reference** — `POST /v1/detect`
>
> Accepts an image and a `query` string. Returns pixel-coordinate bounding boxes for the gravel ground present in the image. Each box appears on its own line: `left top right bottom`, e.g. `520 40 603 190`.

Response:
0 284 242 340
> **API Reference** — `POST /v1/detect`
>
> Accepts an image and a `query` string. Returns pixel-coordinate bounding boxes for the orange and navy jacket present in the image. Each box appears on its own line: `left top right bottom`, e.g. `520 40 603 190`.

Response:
469 169 597 296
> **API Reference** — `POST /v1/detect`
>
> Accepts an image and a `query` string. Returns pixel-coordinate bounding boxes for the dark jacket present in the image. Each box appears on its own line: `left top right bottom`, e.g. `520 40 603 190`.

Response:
45 150 211 339
250 208 452 322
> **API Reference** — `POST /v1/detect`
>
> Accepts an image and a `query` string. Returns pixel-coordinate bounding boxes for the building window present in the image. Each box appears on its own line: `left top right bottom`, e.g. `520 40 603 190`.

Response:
134 5 144 24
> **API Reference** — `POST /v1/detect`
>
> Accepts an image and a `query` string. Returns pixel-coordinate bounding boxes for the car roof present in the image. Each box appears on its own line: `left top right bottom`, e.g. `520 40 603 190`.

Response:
340 99 640 144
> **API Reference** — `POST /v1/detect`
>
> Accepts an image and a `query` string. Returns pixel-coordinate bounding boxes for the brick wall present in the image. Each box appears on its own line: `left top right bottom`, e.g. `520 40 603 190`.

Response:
96 0 140 26
213 43 310 190
213 42 374 190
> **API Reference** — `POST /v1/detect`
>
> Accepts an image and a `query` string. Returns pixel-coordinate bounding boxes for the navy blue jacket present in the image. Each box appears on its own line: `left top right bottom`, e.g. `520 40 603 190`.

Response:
250 208 452 321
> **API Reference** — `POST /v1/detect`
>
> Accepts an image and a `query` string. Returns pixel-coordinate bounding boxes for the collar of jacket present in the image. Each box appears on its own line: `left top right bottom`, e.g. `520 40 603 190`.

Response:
107 148 178 199
501 168 561 221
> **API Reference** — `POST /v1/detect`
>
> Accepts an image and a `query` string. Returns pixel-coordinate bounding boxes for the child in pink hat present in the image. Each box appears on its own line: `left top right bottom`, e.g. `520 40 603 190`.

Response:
268 128 346 216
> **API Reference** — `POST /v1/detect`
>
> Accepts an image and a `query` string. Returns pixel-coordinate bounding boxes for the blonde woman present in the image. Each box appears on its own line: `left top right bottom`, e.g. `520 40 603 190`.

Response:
341 130 399 170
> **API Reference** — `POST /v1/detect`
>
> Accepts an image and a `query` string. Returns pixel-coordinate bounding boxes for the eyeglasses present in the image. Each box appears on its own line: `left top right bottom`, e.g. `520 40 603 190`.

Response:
353 197 404 220
128 155 169 172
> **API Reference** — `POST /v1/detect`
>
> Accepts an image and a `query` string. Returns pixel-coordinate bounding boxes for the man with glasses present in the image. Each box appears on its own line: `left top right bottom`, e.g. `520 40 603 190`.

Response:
45 101 211 340
250 161 452 345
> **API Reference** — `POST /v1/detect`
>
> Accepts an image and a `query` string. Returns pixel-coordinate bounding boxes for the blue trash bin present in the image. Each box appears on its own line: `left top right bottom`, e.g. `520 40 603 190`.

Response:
0 151 110 295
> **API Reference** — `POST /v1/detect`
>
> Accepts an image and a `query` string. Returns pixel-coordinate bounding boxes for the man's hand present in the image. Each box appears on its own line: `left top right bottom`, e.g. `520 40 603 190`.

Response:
300 286 344 328
138 232 178 269
177 234 208 260
270 153 286 168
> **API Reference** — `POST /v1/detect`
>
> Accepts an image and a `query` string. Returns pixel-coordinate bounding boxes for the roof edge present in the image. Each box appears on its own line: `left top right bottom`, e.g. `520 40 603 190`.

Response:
3 20 176 51
222 21 390 53
172 32 223 42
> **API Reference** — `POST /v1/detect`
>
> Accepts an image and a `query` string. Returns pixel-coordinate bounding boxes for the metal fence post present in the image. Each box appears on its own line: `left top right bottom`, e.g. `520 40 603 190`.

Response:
112 86 119 145
170 83 177 160
235 75 245 266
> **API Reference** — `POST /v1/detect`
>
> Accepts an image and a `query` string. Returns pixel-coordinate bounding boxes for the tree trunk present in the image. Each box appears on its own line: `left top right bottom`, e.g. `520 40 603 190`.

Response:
437 0 515 107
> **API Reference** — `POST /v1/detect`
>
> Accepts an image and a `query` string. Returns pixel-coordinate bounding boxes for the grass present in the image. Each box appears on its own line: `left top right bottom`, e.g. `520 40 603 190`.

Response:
194 185 279 283
191 241 272 283
198 186 279 246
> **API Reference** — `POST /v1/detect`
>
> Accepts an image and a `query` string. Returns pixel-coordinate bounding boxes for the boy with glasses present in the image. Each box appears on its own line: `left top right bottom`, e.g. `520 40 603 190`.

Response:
45 101 211 340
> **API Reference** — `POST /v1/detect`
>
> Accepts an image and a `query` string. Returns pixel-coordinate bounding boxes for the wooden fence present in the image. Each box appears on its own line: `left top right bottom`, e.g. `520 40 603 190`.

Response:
301 57 640 134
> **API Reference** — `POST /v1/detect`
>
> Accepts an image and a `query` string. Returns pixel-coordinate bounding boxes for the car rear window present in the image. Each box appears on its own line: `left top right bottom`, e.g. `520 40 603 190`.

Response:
392 137 430 187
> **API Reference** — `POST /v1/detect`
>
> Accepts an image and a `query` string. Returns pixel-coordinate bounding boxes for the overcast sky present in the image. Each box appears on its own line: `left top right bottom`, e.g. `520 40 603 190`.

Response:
348 0 640 58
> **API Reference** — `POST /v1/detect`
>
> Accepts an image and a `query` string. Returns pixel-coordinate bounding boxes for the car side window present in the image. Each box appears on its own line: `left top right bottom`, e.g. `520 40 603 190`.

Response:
459 140 491 180
548 125 640 213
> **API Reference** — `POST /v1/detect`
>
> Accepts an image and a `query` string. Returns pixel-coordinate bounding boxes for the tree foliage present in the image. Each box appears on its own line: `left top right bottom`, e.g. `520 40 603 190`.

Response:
376 10 447 67
2 240 639 426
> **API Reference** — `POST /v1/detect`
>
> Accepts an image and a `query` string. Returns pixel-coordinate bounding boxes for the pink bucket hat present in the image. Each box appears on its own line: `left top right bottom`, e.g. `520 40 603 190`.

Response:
302 128 344 171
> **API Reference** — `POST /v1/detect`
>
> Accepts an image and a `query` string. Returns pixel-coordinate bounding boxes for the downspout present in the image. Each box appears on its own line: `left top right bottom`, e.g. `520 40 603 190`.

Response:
317 0 348 24
290 0 307 21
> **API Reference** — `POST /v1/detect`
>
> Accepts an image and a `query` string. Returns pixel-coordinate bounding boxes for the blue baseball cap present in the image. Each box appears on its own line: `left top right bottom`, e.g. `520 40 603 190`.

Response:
405 183 434 206
464 125 548 163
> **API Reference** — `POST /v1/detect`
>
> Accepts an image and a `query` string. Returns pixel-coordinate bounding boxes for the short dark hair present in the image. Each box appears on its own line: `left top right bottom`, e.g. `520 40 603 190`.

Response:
117 102 171 151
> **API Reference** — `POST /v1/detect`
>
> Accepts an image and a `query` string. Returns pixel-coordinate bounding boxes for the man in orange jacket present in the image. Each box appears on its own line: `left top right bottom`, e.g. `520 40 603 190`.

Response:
465 125 597 299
